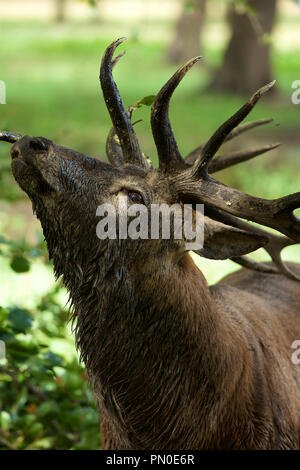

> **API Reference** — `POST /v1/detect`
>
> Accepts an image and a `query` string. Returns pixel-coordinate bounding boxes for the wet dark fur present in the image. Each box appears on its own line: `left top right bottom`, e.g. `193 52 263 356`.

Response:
10 136 300 450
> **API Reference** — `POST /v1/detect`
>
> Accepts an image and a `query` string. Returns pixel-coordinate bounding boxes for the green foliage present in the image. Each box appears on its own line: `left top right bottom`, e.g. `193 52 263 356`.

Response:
0 239 100 450
262 33 273 46
10 256 31 273
0 164 23 202
184 1 195 14
235 1 256 17
79 0 97 6
0 235 48 275
130 95 156 109
1 14 300 450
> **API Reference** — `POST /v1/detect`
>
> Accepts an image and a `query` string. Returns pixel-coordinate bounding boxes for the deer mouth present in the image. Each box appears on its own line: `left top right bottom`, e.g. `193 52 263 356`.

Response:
11 148 38 175
11 157 54 196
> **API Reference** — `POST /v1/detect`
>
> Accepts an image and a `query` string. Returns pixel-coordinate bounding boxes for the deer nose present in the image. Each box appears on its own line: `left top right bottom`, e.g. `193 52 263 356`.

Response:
11 136 47 160
11 145 22 160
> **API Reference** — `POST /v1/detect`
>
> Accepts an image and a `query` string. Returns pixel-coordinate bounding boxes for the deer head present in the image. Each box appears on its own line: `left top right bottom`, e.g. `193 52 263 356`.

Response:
3 38 300 283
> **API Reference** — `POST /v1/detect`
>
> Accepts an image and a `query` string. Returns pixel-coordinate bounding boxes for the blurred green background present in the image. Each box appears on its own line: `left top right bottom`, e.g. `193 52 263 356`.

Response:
0 0 300 450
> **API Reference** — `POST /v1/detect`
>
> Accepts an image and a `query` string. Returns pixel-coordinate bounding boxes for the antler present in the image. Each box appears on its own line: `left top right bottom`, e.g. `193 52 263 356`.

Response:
224 118 274 143
206 206 300 281
192 81 276 175
179 109 296 276
185 119 279 169
208 142 280 173
0 131 22 143
174 167 300 241
105 50 131 167
151 58 300 277
151 56 201 172
100 38 148 168
169 83 300 241
105 126 124 167
185 116 296 277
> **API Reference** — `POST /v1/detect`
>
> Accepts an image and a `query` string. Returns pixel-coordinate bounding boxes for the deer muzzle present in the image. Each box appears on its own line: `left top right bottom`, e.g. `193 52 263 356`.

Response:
11 136 48 162
11 135 117 198
11 135 62 195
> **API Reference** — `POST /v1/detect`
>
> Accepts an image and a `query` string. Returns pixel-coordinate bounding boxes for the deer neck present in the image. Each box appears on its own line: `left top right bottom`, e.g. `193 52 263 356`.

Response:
63 248 246 449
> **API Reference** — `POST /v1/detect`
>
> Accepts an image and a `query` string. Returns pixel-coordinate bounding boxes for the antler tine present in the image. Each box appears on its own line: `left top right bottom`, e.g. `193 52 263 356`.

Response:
106 114 144 167
185 119 275 166
106 126 124 167
151 56 202 172
0 131 22 144
232 238 300 282
206 207 300 281
192 81 276 176
105 50 128 167
174 79 300 241
175 169 300 240
185 145 204 165
100 38 147 168
224 118 274 143
111 51 126 69
231 256 279 275
209 143 280 173
265 235 300 281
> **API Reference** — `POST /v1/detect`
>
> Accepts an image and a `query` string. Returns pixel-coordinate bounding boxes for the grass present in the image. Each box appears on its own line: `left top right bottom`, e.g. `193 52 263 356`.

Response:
0 16 299 450
0 19 300 290
1 21 300 157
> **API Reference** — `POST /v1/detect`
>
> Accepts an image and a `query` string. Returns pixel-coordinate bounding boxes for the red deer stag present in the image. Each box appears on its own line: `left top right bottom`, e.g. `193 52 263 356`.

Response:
1 38 300 450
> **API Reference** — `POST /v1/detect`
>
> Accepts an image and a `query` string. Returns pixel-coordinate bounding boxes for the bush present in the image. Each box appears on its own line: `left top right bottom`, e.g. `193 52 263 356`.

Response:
0 236 100 450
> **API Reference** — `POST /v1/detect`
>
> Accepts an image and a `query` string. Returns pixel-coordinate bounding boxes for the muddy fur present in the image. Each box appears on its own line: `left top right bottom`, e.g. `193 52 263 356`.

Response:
10 135 300 450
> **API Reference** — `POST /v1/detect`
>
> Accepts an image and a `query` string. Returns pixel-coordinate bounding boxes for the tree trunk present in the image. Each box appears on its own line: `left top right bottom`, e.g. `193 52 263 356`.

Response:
209 0 277 95
54 0 67 23
167 0 206 64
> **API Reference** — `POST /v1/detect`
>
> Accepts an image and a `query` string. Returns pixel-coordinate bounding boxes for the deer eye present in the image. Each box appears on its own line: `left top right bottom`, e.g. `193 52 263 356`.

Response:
128 191 144 204
119 188 145 204
120 188 144 204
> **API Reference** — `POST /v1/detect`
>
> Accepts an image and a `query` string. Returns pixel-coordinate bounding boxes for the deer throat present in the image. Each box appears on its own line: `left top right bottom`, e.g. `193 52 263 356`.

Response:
67 252 230 449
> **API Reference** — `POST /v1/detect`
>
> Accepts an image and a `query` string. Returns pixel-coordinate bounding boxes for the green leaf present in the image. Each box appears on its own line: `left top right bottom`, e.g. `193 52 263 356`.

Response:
0 410 11 430
130 95 156 109
0 373 12 382
0 236 11 245
184 1 195 13
0 306 9 329
15 386 28 412
38 400 60 417
262 33 273 45
27 421 43 437
10 255 31 273
27 437 54 450
6 333 39 359
42 351 63 368
8 308 33 332
138 95 156 106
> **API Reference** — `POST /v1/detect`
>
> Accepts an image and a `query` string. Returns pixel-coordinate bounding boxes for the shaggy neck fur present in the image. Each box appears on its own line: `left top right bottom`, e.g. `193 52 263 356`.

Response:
52 236 266 449
35 201 299 449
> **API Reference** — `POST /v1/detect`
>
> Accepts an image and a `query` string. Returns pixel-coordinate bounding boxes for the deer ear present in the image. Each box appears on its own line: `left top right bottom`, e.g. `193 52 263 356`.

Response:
192 217 268 260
